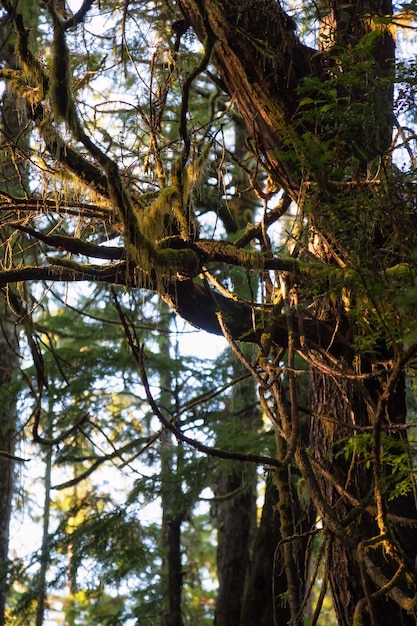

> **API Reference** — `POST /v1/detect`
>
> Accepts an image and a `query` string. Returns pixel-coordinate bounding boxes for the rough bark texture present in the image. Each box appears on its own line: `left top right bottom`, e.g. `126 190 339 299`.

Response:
214 464 254 626
179 0 315 200
175 2 417 624
240 478 282 626
309 372 373 625
0 14 25 623
310 369 417 626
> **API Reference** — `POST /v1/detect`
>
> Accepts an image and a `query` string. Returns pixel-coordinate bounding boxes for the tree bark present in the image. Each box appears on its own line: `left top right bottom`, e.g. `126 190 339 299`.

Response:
213 374 258 625
214 461 254 626
159 305 184 626
310 367 417 626
0 10 29 622
240 478 282 626
0 312 18 626
176 2 417 624
178 0 315 199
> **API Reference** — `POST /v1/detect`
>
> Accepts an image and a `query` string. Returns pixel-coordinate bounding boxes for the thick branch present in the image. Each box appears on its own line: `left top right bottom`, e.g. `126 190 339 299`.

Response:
178 0 318 197
11 223 124 260
0 262 349 353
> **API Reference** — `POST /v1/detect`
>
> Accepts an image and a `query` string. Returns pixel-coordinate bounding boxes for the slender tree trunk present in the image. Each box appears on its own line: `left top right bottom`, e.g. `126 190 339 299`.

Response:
0 9 31 621
213 114 262 625
240 478 284 626
0 310 18 626
35 417 53 626
160 428 184 626
63 482 80 626
159 305 184 626
214 431 256 626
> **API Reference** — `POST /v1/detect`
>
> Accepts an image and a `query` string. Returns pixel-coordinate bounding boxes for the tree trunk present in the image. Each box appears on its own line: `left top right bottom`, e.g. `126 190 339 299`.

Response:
159 305 184 626
306 3 417 624
213 116 259 626
176 2 417 624
0 9 31 622
160 429 184 626
35 416 53 626
241 478 288 626
0 311 18 626
214 460 255 626
310 367 417 625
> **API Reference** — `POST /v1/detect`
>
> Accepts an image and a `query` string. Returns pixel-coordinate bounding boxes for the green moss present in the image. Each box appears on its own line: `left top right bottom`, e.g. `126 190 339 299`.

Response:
157 248 200 276
50 24 73 123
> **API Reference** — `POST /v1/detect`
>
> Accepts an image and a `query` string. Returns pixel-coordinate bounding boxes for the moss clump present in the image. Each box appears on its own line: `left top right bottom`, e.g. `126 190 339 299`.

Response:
158 248 200 276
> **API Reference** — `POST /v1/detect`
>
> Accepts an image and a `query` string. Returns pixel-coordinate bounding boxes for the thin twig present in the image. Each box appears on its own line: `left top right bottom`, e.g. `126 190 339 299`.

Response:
111 286 283 469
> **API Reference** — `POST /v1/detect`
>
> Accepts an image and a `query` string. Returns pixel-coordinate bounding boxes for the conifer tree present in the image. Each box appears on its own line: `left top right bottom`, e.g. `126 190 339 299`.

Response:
1 1 417 624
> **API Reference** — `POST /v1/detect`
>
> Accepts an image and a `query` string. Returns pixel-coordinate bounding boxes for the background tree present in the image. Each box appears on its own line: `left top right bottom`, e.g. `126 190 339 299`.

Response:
0 2 39 621
1 1 417 625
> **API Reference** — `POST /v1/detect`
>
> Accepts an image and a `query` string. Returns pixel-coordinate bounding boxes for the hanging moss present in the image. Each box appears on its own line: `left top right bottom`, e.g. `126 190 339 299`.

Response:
49 20 74 125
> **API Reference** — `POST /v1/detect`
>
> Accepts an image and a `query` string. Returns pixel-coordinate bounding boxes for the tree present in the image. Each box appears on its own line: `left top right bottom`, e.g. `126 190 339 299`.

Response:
0 2 38 621
6 286 223 625
1 0 417 624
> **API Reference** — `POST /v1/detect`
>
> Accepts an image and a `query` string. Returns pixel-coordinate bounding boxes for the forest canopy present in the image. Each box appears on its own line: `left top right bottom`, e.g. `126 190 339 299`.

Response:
1 1 417 625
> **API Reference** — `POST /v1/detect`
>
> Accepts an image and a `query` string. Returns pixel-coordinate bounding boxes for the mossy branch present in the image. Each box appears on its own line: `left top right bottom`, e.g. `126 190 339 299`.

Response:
10 3 204 282
14 13 49 98
105 162 200 279
45 257 122 279
49 16 76 125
